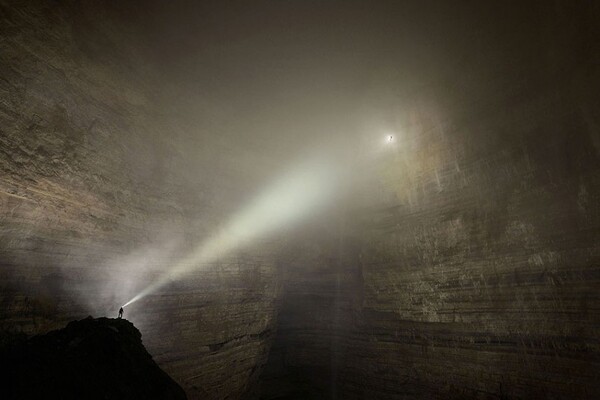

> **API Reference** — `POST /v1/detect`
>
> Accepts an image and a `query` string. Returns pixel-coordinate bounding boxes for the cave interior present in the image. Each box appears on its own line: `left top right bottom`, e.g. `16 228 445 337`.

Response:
0 1 599 399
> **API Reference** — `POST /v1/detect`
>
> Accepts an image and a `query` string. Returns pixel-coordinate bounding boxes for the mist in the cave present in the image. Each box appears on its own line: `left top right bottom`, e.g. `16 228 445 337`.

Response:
2 1 597 398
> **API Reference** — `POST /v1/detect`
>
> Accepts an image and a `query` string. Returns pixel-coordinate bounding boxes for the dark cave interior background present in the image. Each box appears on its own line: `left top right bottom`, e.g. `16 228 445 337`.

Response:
0 1 599 399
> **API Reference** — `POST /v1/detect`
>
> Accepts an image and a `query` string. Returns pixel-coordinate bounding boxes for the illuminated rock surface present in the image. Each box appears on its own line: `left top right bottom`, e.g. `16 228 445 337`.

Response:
0 1 599 399
0 316 187 400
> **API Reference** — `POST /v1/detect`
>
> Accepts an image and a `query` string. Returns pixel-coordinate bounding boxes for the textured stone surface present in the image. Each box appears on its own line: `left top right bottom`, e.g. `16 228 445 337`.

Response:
1 1 599 399
0 2 279 399
259 2 600 399
0 316 187 400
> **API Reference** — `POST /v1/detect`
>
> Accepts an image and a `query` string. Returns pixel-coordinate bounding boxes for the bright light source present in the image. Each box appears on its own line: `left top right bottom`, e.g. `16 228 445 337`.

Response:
121 133 397 309
122 157 340 308
380 132 397 147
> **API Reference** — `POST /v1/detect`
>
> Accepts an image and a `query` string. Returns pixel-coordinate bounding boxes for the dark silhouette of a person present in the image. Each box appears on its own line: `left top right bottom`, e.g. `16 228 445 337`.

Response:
118 307 123 319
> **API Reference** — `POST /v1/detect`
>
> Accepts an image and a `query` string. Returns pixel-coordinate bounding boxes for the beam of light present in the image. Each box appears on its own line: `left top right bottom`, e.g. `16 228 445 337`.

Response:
122 157 340 308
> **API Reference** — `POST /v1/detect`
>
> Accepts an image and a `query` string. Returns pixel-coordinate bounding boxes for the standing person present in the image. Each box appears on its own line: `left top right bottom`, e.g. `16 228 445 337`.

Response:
118 307 123 319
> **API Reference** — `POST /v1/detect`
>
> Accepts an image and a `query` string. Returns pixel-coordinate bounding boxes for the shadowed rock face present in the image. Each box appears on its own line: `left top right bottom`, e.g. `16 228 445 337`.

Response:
0 317 187 400
258 2 600 399
0 1 599 399
0 1 278 398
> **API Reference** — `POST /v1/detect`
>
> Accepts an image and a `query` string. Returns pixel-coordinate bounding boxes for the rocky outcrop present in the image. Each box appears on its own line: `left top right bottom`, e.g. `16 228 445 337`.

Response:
1 1 599 399
0 316 187 399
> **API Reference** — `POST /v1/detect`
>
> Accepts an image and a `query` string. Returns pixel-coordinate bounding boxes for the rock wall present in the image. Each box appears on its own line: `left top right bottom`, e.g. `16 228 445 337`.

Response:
0 2 279 398
2 1 599 399
260 2 600 398
340 91 600 399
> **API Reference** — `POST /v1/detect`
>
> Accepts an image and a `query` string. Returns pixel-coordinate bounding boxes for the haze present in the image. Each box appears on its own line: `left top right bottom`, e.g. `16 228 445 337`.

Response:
1 1 598 399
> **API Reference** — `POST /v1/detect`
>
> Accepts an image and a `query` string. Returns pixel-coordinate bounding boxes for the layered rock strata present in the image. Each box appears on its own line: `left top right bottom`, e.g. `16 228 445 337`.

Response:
0 2 279 399
259 2 600 398
1 1 599 399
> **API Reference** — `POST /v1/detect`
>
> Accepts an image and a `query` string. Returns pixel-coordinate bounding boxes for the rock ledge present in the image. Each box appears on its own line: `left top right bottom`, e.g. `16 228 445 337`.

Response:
0 316 187 400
